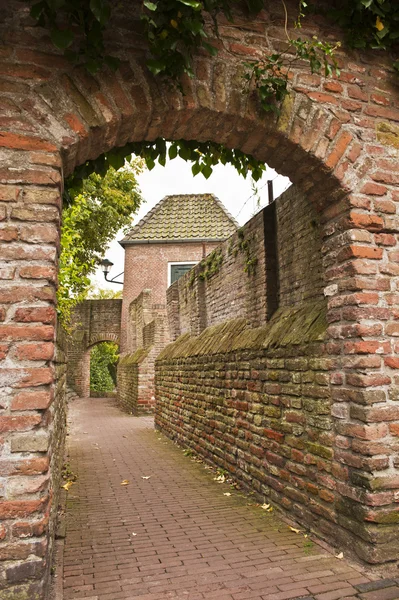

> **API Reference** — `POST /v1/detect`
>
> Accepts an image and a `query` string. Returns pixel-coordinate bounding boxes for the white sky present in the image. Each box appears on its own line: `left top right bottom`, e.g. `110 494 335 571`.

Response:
91 157 291 291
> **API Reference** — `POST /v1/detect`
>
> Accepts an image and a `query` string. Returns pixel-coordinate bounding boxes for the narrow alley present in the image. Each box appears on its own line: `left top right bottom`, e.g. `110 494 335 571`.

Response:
60 398 399 600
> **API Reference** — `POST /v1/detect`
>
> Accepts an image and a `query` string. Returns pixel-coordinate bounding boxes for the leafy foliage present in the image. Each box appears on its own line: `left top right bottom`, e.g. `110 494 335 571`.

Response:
28 0 398 211
29 0 118 74
67 138 266 201
90 341 119 393
324 0 399 67
244 33 341 113
58 159 143 324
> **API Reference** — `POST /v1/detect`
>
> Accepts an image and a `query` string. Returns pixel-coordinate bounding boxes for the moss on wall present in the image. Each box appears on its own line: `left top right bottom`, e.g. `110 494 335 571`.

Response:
158 298 327 360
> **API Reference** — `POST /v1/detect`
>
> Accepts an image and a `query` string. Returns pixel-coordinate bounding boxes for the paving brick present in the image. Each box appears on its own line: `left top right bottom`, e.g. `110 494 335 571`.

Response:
359 588 399 600
61 399 399 600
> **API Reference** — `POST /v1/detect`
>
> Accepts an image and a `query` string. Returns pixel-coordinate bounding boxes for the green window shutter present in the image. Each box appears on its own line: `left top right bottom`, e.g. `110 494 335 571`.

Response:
170 264 195 284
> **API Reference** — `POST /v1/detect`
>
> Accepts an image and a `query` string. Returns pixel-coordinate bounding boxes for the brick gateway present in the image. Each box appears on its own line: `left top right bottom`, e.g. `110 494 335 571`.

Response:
66 299 122 398
0 0 399 597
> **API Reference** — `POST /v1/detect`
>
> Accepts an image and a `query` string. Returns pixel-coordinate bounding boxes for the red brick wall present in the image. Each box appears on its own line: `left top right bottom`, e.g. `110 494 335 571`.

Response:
0 0 398 594
155 185 398 565
118 290 169 413
121 241 220 352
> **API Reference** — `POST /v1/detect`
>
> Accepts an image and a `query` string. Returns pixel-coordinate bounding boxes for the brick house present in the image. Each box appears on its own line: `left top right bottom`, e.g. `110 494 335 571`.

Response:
116 193 237 412
119 193 238 353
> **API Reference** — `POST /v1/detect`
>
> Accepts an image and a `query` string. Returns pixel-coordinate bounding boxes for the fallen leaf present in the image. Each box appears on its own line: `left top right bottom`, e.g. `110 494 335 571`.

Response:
336 552 344 559
223 492 231 496
62 481 74 491
214 474 226 483
132 532 137 536
261 503 270 510
123 435 127 439
289 527 301 534
120 480 130 486
141 476 151 480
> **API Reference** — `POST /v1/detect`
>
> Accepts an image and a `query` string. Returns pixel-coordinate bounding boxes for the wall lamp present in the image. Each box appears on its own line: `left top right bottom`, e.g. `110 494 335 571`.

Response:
100 258 124 285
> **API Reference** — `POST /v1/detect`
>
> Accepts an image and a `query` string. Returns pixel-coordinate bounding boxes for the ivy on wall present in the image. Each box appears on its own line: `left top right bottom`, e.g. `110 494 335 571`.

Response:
28 0 399 195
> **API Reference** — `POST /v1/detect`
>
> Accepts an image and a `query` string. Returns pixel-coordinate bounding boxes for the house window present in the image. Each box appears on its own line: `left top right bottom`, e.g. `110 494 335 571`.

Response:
168 262 197 286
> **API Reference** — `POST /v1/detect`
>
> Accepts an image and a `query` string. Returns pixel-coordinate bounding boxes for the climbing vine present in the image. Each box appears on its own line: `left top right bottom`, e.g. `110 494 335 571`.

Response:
198 248 224 280
229 228 258 275
28 0 399 196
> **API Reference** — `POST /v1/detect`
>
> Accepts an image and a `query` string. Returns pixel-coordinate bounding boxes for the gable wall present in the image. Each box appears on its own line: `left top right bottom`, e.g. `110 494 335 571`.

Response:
121 241 220 352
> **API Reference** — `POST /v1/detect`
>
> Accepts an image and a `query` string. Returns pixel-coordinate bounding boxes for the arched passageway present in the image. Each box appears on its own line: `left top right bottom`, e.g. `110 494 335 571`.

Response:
66 299 121 397
0 0 398 597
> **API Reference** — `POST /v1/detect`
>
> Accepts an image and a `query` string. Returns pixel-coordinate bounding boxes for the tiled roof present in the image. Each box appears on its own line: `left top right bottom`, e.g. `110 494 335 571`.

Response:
120 194 238 245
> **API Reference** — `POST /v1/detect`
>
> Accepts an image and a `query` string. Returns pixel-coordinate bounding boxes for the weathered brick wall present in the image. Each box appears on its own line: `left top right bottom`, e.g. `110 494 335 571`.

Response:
117 351 142 414
156 306 339 547
47 323 67 587
156 184 398 564
0 320 67 598
276 186 323 307
117 291 168 414
1 0 399 594
66 299 121 397
168 186 323 338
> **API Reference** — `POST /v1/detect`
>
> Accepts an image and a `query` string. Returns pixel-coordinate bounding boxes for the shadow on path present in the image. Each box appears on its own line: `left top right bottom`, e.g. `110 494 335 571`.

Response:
61 398 399 600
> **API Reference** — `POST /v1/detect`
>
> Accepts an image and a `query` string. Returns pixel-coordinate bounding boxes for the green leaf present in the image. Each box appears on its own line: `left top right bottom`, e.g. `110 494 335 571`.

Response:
202 41 218 56
90 0 111 24
47 0 66 10
85 58 101 74
104 55 121 71
143 1 158 10
146 157 156 170
191 162 201 176
243 0 265 14
177 0 202 9
147 58 166 75
50 28 74 49
30 1 46 19
202 164 213 179
169 144 178 160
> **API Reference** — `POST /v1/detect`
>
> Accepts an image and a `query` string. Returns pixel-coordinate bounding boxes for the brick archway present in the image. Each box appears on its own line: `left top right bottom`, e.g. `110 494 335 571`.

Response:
65 300 121 397
1 0 398 596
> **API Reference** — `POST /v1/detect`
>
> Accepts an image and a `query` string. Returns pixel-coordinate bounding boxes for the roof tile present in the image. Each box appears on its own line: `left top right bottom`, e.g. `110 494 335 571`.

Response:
120 193 237 245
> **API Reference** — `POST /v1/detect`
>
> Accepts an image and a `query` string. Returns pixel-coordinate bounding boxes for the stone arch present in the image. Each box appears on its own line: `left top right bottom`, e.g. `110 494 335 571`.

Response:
1 0 399 596
88 332 120 348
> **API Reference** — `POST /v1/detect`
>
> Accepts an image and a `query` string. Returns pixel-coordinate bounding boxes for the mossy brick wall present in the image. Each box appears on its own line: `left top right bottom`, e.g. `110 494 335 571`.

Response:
66 299 121 398
117 350 145 414
1 0 399 594
277 186 324 307
155 308 342 543
156 185 399 564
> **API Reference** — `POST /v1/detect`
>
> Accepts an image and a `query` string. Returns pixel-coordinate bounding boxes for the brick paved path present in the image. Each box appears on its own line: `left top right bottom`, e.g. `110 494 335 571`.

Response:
61 398 399 600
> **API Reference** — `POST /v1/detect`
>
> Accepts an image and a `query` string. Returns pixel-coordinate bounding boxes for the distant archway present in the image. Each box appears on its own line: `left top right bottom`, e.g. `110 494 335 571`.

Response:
66 300 121 397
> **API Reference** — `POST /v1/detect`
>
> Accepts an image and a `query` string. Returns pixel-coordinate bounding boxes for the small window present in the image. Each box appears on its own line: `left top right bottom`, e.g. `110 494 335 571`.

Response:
169 262 197 286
